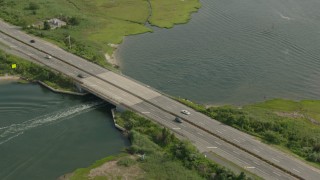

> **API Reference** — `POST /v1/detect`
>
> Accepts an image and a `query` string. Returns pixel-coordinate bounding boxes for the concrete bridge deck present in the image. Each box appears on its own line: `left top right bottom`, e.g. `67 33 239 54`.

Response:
1 20 319 180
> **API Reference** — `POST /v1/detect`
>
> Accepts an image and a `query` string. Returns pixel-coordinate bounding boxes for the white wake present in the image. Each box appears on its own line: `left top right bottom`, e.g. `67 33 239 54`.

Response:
0 101 103 145
278 12 292 21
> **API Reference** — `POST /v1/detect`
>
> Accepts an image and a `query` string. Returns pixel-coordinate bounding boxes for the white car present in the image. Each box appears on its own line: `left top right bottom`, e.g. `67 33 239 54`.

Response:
181 110 191 115
45 55 52 59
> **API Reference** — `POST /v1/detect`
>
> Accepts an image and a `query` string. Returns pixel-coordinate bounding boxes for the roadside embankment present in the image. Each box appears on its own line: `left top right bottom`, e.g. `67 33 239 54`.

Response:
0 50 79 94
111 108 126 132
177 98 320 167
65 111 249 180
37 81 87 96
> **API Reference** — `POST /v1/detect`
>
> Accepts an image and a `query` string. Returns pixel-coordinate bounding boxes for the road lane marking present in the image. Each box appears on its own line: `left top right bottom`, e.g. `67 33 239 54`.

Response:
172 127 181 130
199 122 205 125
207 147 217 149
244 166 255 169
233 139 240 143
293 169 300 173
197 132 204 136
215 141 221 145
218 148 249 166
273 171 282 176
253 161 260 165
272 158 280 162
10 45 17 48
141 112 150 114
253 149 260 153
181 124 186 127
217 130 223 134
256 168 268 175
233 150 240 155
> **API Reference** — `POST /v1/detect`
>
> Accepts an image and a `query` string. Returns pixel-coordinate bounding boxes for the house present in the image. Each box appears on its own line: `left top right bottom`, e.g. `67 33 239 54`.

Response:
31 18 67 29
47 18 66 29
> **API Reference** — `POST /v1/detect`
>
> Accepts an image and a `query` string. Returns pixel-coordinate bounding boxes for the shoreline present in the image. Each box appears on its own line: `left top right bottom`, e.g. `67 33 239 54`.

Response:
0 75 86 96
105 43 120 68
37 81 87 96
0 75 20 81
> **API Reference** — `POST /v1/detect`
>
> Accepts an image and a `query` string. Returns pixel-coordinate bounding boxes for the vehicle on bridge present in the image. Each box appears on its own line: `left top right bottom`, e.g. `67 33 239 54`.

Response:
45 54 52 59
77 73 86 78
181 110 191 115
175 117 183 123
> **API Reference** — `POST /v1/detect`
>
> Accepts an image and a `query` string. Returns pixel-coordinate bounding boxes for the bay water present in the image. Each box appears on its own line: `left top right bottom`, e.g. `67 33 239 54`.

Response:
117 0 320 105
0 82 129 180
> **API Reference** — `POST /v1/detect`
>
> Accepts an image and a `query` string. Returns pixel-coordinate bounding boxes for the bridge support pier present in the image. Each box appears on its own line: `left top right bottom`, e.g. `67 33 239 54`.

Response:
75 83 86 93
116 104 126 112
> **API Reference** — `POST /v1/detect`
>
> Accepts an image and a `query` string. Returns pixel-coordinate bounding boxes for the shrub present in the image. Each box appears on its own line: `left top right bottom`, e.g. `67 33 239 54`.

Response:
263 130 283 144
28 2 39 10
117 157 136 167
43 21 50 30
68 17 80 26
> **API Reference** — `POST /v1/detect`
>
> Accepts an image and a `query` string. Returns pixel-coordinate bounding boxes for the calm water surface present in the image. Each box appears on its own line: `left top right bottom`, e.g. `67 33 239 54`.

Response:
0 82 129 180
117 0 320 105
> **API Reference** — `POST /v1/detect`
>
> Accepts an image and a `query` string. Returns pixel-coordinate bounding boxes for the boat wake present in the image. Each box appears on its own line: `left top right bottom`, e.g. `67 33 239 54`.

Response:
278 12 292 21
0 101 103 145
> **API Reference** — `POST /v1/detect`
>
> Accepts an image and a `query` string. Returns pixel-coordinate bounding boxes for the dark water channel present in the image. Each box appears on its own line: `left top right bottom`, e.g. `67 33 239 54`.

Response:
0 82 129 180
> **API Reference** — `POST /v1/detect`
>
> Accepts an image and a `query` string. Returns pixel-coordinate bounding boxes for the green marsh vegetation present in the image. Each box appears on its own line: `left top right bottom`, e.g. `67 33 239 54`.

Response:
149 0 201 28
118 111 249 179
178 98 320 166
70 111 249 180
0 0 200 67
0 50 75 91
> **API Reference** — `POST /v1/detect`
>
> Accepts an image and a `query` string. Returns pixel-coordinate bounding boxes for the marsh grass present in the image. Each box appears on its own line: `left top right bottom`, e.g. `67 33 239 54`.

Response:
0 0 200 67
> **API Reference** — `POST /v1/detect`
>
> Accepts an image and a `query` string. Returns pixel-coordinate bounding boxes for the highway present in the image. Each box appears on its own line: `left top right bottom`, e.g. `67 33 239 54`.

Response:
1 19 320 179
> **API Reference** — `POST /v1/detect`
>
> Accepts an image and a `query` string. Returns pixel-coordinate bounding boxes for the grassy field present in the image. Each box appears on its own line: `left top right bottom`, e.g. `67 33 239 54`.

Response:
0 0 200 67
178 98 320 166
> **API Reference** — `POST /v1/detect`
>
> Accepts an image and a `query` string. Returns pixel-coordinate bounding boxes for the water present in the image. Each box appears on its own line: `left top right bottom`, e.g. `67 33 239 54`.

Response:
117 0 320 105
0 82 129 180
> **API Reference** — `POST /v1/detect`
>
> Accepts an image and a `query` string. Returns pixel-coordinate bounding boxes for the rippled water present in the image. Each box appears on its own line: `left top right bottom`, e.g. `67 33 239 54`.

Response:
0 82 129 180
117 0 320 105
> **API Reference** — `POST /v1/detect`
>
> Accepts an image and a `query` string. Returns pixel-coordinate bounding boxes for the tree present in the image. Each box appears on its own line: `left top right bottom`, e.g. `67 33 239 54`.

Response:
263 130 283 144
313 143 320 152
68 17 80 26
237 172 247 180
43 21 50 30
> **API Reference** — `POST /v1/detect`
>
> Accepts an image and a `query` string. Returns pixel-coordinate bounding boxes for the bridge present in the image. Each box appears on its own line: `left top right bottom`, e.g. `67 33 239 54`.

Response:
0 20 319 180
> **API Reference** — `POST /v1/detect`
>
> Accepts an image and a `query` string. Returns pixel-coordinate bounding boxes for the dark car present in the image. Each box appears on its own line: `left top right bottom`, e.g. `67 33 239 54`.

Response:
175 117 183 123
30 39 35 43
77 73 85 78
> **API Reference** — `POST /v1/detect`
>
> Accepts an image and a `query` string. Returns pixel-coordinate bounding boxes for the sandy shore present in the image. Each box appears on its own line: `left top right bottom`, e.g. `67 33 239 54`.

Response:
105 43 120 68
0 75 20 81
